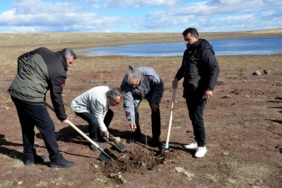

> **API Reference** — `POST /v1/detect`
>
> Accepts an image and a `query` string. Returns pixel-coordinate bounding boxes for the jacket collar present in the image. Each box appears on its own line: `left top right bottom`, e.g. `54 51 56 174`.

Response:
55 50 68 71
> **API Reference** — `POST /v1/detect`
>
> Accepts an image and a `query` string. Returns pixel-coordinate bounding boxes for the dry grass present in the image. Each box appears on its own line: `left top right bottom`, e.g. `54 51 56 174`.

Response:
0 30 281 188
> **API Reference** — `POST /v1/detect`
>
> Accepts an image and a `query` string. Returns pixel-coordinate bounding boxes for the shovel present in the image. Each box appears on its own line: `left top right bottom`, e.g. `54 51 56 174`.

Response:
108 135 127 152
45 102 115 162
66 120 116 162
164 87 176 150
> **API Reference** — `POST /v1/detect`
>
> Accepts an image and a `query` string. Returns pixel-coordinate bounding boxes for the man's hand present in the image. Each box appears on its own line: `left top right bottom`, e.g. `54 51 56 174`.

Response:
203 90 213 100
129 123 137 132
150 103 159 112
172 78 179 88
62 119 69 124
103 130 110 138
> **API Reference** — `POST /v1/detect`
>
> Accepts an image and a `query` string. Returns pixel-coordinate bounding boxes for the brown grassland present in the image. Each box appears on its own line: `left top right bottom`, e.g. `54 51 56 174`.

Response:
0 29 282 188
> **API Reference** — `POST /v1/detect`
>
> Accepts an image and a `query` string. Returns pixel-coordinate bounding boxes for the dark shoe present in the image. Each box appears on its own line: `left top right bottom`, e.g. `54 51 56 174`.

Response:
151 138 163 147
126 132 141 144
126 137 135 144
24 160 35 166
90 144 97 151
126 130 141 144
24 155 46 166
50 154 74 168
35 154 46 163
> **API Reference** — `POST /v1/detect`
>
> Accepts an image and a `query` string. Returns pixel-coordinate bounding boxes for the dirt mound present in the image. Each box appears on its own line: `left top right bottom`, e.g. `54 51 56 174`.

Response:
89 147 174 184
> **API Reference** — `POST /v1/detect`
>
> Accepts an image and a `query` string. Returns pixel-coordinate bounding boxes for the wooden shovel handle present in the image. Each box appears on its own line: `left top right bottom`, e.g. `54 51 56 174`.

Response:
164 87 176 149
45 103 100 149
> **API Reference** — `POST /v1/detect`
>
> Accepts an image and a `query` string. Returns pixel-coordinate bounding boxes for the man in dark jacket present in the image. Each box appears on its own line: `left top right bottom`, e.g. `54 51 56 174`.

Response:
172 28 220 158
7 47 77 168
121 66 163 147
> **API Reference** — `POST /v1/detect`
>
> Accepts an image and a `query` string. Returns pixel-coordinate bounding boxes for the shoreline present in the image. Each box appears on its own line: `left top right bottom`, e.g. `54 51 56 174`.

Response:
1 29 282 50
78 54 282 59
1 29 282 68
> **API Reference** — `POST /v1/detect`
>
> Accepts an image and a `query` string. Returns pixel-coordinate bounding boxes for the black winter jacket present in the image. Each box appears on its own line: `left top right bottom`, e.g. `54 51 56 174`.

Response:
7 47 68 120
175 39 220 99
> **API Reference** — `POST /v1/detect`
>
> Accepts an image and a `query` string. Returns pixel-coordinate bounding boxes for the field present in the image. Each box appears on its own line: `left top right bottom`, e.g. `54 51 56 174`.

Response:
0 30 281 188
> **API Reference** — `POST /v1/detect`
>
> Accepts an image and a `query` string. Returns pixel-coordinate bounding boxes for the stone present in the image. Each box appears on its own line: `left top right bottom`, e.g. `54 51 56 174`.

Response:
263 70 271 74
175 167 185 173
253 70 261 75
222 151 229 156
275 96 282 100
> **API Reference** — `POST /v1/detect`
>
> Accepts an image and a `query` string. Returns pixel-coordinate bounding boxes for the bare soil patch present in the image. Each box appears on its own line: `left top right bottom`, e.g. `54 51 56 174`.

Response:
0 32 281 188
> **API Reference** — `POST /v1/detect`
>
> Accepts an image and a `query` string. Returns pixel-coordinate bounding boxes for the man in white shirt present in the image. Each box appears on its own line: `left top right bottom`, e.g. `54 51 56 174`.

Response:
71 86 123 150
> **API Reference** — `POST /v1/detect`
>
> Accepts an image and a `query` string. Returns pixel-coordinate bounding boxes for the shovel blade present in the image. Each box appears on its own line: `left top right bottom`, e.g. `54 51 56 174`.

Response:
113 142 127 152
98 152 112 162
97 147 114 162
108 136 127 153
104 148 119 160
98 148 119 162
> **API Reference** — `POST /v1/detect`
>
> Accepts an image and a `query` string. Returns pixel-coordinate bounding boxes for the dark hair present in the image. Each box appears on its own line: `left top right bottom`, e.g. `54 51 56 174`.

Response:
63 48 77 59
106 88 123 100
182 27 199 37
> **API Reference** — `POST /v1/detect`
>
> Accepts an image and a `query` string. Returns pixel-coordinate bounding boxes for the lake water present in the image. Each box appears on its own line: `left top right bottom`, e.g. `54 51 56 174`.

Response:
76 36 282 57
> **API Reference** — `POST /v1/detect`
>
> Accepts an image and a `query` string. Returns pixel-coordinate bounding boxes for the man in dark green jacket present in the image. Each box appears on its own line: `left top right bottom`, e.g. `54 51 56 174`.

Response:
7 47 76 168
172 28 220 158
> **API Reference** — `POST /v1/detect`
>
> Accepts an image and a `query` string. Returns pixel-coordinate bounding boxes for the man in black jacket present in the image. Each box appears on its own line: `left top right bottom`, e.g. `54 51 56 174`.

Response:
172 28 220 158
7 47 76 168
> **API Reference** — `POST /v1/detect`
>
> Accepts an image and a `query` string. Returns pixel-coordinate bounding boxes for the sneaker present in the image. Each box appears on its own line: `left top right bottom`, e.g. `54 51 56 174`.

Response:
195 146 207 158
50 154 75 168
184 141 198 149
24 155 46 166
89 144 97 151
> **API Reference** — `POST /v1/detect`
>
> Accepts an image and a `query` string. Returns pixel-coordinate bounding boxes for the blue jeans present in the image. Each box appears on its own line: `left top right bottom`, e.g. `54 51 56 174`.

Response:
186 98 207 147
75 109 113 141
12 97 60 161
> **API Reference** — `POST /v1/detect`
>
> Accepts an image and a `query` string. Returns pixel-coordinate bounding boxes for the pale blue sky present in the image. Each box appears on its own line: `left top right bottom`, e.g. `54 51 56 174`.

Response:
0 0 281 33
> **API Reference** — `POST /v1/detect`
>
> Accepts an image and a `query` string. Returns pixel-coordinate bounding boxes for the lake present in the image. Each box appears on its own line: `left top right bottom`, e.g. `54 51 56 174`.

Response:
76 36 282 57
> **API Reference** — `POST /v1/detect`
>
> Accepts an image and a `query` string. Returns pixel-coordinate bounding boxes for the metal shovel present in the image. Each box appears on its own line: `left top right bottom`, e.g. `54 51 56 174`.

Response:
108 135 127 152
45 102 115 162
66 120 115 162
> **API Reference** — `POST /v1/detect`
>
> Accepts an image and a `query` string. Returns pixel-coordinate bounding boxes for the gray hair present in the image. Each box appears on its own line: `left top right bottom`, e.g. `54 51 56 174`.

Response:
106 88 123 100
63 48 77 59
124 66 141 85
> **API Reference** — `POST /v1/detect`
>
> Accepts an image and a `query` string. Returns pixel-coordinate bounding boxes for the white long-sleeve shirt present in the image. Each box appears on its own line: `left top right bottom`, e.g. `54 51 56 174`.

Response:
71 86 110 132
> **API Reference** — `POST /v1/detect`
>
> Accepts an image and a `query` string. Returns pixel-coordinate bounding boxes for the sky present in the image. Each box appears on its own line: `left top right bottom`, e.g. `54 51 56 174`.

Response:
0 0 281 33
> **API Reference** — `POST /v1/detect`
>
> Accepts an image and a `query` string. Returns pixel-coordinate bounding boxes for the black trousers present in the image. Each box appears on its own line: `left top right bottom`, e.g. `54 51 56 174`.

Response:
12 97 60 161
186 98 207 147
133 107 161 140
75 109 113 141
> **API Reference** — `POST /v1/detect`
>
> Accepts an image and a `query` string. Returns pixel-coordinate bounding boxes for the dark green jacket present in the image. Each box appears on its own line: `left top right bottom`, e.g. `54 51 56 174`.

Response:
7 47 68 120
